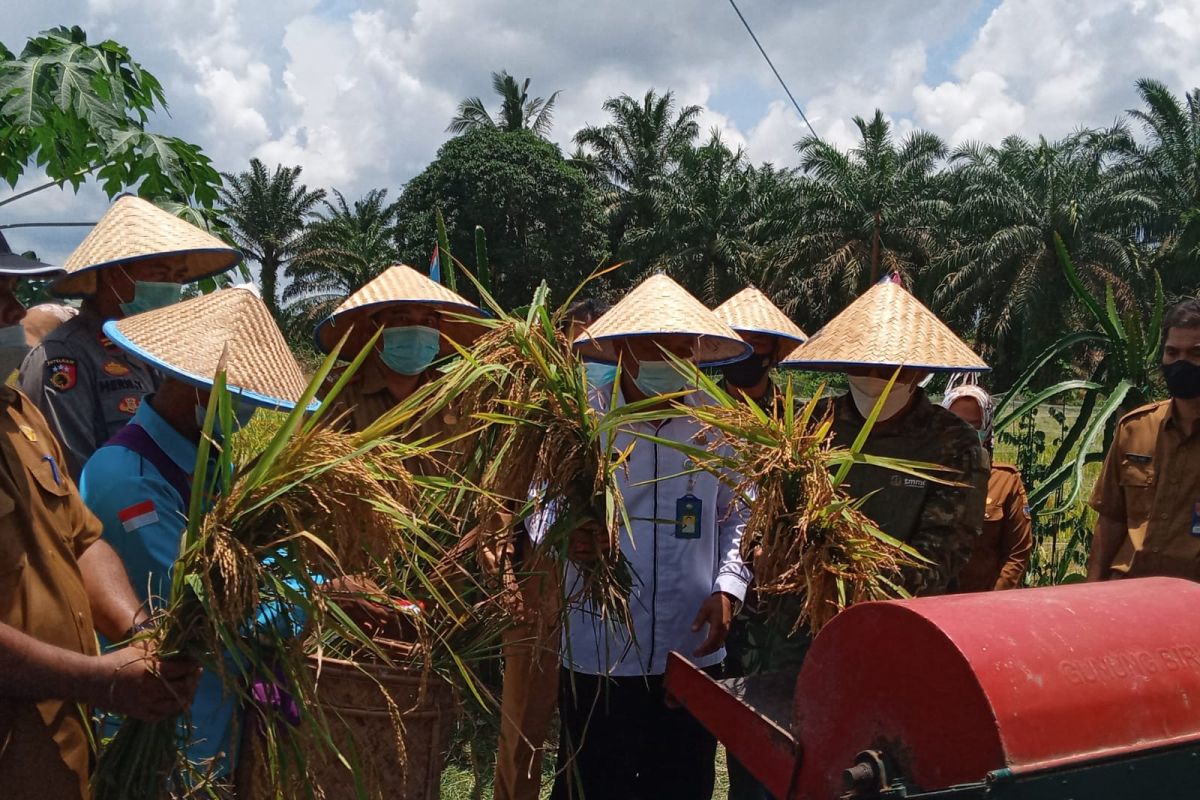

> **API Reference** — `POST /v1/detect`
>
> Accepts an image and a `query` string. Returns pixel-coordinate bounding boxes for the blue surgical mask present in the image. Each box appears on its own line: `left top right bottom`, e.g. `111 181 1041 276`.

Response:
120 281 182 317
379 325 441 376
583 361 617 387
632 360 689 397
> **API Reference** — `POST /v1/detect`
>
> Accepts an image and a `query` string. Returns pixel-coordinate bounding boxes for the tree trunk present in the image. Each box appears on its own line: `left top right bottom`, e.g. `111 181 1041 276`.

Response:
870 210 881 285
260 254 280 322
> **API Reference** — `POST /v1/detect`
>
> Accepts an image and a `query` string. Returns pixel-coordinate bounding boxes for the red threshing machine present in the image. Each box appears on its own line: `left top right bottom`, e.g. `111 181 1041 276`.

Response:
664 578 1200 798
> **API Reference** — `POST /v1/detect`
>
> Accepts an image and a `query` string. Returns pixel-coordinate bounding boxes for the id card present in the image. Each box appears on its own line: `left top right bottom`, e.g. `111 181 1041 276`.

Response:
675 495 702 539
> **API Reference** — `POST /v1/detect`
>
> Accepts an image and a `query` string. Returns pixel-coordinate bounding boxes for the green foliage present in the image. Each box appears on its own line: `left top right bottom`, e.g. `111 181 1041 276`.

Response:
395 128 606 311
994 235 1165 515
781 111 949 323
447 70 560 138
936 129 1154 387
0 26 221 206
572 89 701 279
219 159 326 320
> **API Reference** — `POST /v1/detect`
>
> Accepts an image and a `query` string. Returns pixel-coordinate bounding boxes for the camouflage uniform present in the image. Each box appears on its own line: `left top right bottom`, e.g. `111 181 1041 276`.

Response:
828 389 990 595
18 309 159 480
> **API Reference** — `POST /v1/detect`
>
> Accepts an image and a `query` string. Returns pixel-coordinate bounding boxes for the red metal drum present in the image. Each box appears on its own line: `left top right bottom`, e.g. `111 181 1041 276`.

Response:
792 577 1200 798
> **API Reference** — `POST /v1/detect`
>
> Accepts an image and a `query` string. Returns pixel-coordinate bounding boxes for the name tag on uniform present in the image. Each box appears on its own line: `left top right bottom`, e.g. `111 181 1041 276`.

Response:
1125 453 1153 464
675 495 702 539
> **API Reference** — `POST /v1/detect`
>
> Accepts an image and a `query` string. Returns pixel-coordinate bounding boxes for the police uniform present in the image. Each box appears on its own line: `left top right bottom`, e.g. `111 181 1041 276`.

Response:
956 463 1033 591
828 390 990 595
19 309 159 479
1089 400 1200 580
0 387 103 800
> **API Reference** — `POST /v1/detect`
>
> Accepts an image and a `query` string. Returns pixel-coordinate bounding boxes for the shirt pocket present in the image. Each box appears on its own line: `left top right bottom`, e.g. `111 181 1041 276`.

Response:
1118 459 1156 523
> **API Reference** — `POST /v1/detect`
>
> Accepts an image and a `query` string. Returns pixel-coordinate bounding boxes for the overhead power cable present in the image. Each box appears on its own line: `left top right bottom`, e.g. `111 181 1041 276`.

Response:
726 0 820 140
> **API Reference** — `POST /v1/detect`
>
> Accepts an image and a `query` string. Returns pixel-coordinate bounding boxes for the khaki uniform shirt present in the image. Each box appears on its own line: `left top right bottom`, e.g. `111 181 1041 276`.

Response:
19 309 159 480
327 360 458 475
828 390 989 595
0 388 103 800
1089 400 1200 580
957 463 1033 592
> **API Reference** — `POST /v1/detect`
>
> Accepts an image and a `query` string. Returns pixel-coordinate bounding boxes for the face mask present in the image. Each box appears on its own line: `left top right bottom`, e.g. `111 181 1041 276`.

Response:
583 361 617 387
379 326 440 376
195 400 257 437
120 281 182 317
0 324 29 378
722 354 772 388
1163 360 1200 399
632 360 689 397
847 375 916 422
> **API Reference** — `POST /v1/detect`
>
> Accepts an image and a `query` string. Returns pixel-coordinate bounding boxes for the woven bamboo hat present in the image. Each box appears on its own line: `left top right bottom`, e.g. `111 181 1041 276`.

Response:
53 195 240 297
315 264 486 357
780 278 988 373
573 273 751 366
103 286 312 411
714 287 807 345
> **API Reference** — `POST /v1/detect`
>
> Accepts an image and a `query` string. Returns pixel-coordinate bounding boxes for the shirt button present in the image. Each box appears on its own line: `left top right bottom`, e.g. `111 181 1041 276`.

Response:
1159 511 1170 520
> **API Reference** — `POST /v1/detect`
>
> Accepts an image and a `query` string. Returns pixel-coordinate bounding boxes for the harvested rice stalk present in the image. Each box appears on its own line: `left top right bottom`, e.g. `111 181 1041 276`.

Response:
650 364 945 633
93 344 436 800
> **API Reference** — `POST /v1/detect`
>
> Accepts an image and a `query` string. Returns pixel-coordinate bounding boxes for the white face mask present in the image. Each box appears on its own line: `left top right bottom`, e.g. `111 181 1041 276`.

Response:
0 324 30 379
847 375 916 422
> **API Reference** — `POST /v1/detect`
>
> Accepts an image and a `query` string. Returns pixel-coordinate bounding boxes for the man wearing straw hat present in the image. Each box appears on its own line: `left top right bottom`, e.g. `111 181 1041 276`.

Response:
781 277 989 595
714 286 807 408
713 286 806 800
78 286 310 782
0 250 199 799
547 273 753 800
314 263 485 437
20 195 240 479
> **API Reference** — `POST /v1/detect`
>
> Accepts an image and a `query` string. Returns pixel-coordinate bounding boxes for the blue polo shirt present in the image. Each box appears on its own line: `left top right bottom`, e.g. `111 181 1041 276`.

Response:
80 400 240 777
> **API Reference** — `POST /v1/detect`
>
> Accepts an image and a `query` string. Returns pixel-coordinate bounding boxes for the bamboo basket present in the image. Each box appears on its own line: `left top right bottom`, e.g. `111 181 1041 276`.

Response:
236 639 455 799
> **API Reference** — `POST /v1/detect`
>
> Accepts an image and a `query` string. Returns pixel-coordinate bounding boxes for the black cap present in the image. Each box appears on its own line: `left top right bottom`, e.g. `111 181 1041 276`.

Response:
0 232 65 279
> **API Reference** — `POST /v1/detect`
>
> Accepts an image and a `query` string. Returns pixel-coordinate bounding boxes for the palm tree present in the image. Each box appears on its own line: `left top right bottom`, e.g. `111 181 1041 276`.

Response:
447 70 560 137
283 188 402 342
219 159 325 320
936 129 1156 386
629 131 754 303
1122 78 1200 295
572 90 702 264
783 111 949 321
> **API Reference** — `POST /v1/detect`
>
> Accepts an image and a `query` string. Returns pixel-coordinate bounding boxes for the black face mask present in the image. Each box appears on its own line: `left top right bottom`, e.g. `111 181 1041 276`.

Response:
723 354 772 388
1163 360 1200 399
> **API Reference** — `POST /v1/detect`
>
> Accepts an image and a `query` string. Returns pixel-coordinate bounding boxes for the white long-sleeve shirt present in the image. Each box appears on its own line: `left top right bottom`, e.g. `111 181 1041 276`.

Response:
535 384 751 677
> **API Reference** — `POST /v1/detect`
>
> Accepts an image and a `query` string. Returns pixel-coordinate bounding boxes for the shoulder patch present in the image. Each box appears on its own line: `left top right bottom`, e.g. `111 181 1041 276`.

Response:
45 357 77 391
117 395 141 415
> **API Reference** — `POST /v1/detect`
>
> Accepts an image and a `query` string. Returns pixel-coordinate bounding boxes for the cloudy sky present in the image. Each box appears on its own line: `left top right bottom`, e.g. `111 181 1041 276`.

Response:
4 0 1200 266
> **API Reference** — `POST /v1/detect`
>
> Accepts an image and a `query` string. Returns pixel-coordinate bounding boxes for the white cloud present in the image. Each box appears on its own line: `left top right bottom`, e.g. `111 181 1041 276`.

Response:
914 71 1026 144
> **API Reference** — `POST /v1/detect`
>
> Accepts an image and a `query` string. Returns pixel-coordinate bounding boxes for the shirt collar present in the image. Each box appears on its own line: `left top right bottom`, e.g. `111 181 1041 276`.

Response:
132 398 198 475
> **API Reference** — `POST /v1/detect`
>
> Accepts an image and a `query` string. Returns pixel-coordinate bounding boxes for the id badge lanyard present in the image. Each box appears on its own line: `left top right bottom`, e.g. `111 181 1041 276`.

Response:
675 457 702 540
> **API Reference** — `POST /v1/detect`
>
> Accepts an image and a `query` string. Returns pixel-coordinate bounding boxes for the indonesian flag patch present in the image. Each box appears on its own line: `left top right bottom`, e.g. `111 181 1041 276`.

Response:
118 500 159 532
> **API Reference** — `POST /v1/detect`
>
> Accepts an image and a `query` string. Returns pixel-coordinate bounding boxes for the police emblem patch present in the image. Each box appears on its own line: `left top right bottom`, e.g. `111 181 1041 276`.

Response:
118 396 141 415
103 360 130 376
46 358 77 391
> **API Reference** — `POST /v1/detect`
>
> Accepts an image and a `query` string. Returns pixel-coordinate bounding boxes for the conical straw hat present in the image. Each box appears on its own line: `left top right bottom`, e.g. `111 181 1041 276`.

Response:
573 273 751 366
780 279 988 372
315 264 486 357
714 287 807 344
104 286 312 410
54 195 240 297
